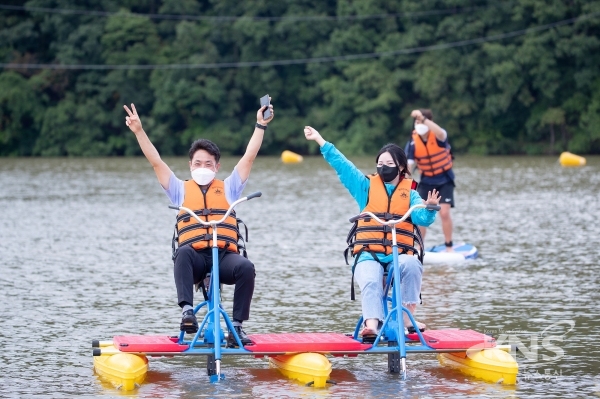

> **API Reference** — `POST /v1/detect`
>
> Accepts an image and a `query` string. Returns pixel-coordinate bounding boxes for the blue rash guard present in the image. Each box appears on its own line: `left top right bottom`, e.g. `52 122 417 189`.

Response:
320 142 437 265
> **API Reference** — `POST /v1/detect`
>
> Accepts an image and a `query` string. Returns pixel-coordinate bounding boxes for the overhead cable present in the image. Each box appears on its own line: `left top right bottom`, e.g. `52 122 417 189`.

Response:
1 13 597 71
0 3 511 22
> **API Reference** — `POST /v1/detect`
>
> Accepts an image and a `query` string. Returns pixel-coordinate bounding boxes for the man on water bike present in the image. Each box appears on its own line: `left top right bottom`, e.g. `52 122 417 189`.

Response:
304 126 440 340
406 109 455 252
123 101 274 347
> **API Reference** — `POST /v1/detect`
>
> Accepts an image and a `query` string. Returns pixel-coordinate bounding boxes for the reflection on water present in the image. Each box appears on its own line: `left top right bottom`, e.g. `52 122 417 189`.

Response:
0 155 599 398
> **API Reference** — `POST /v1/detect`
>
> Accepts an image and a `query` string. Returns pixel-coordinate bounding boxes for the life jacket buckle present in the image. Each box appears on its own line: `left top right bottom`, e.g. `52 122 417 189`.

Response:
182 216 190 222
201 208 212 216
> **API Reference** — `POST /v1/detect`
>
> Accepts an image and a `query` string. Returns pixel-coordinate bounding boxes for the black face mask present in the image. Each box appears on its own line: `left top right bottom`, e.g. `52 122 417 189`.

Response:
377 165 399 183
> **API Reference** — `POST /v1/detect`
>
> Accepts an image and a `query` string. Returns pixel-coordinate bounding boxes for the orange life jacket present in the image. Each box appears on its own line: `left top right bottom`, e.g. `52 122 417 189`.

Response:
175 179 245 254
412 131 453 177
346 175 423 260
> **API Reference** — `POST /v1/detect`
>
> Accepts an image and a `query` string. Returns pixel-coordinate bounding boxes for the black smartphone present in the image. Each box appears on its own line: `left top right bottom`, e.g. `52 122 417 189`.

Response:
260 94 272 119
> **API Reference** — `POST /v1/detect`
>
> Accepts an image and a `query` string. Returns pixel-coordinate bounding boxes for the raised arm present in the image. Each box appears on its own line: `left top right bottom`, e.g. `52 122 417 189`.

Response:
411 109 447 141
235 101 275 183
124 103 172 189
304 126 369 208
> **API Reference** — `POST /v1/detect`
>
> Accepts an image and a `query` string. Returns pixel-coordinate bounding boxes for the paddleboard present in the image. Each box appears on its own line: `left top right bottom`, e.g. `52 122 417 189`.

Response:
423 242 478 265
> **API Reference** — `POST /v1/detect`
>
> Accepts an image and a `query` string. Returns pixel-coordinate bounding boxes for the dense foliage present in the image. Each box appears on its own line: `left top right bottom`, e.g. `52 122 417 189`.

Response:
1 0 599 157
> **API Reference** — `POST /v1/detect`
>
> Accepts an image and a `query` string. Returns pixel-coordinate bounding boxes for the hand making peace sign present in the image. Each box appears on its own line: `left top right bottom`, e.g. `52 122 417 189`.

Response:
123 103 143 135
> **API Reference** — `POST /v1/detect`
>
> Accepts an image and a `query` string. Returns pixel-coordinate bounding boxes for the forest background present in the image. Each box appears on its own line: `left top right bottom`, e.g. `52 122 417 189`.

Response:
1 0 599 157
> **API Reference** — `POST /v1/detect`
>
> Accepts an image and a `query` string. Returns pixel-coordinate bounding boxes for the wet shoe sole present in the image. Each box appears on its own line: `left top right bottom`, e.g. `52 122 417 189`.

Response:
361 334 377 344
227 340 253 348
180 323 198 334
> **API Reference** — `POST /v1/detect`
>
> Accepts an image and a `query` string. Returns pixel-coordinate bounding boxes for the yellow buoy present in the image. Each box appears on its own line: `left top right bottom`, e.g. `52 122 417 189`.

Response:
559 152 586 167
438 348 518 385
269 353 332 387
281 150 303 164
94 353 148 391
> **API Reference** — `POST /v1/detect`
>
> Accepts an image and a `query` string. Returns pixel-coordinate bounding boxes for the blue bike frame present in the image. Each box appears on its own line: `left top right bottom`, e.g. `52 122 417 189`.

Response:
350 204 440 377
170 191 262 381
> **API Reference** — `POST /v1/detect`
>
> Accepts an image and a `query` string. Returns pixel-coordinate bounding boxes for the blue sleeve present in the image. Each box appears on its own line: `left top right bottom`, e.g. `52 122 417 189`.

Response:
224 167 248 204
163 172 185 206
409 190 436 226
320 142 370 210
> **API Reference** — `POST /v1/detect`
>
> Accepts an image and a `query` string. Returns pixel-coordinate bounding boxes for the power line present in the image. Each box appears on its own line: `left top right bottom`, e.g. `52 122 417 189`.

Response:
1 13 597 71
0 3 509 22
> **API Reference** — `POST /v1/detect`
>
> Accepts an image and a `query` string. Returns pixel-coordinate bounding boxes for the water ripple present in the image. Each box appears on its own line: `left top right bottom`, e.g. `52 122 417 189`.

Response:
0 155 598 398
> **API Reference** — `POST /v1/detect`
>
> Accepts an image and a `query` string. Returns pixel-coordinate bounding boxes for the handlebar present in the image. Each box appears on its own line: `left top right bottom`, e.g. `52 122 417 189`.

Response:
169 191 262 226
349 203 440 225
246 191 262 200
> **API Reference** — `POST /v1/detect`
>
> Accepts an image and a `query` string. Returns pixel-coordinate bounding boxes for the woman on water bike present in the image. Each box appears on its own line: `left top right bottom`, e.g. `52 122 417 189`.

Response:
304 126 440 340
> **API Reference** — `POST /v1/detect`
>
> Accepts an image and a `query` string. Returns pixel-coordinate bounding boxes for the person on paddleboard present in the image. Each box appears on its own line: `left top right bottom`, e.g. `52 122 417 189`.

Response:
304 126 440 340
123 101 274 347
406 109 455 252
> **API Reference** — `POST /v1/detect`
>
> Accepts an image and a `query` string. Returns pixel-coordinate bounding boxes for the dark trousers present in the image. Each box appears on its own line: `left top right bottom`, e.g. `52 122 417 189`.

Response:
173 245 255 322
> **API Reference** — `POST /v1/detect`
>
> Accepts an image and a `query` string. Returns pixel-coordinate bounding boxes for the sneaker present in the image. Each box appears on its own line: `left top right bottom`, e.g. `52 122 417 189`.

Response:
227 325 253 347
180 310 198 334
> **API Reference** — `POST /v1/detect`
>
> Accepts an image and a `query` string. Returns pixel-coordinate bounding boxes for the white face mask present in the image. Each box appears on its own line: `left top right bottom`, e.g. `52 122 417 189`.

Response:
191 167 216 185
415 123 430 136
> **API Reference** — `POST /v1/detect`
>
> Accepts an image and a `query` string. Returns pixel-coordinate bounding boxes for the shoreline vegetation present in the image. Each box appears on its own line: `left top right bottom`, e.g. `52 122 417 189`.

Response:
1 0 599 157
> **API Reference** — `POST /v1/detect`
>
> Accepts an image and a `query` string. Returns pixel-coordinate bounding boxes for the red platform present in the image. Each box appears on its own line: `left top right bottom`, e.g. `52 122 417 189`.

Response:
246 333 372 353
406 333 419 341
421 329 496 349
113 335 189 352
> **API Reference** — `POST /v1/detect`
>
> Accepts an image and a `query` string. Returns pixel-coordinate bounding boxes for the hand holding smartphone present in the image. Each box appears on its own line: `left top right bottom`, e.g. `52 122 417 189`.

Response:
260 94 272 120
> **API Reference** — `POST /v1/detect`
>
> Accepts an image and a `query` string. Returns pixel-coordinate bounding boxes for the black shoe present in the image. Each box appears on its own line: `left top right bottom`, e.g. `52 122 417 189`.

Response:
227 325 253 347
406 325 426 334
180 310 198 334
360 320 383 344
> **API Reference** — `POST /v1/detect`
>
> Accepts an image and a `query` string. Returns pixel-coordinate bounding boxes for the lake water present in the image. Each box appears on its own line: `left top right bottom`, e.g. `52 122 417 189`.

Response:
0 155 598 398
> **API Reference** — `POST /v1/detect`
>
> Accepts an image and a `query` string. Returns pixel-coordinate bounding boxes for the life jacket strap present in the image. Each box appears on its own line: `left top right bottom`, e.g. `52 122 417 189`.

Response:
353 238 394 247
171 225 178 260
178 234 239 249
349 247 388 301
355 225 394 234
176 208 235 223
178 222 240 237
236 217 249 242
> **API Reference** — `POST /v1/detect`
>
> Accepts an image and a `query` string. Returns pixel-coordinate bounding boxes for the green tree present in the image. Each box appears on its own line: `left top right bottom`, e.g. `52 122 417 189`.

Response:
1 0 599 156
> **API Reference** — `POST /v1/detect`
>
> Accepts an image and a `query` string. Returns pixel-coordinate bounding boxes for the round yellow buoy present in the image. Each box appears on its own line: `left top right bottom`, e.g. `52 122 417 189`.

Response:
94 353 148 391
559 152 586 167
270 353 332 387
281 150 303 164
438 348 518 385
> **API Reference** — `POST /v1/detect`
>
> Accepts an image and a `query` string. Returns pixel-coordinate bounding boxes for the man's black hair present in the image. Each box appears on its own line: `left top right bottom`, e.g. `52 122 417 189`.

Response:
376 143 410 176
420 109 434 121
188 139 220 162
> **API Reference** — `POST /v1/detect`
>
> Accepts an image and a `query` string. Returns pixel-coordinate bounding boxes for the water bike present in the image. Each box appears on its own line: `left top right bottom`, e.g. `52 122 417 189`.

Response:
92 196 517 390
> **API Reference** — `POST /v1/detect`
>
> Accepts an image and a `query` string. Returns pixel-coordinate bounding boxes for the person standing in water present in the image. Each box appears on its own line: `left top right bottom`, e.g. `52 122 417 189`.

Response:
303 126 440 341
123 101 274 347
406 109 455 251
